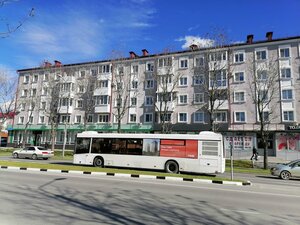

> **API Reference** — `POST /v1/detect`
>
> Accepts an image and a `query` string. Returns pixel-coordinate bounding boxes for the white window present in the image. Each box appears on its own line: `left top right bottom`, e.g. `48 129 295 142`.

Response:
214 112 227 122
280 48 290 58
23 75 29 83
256 50 267 60
87 114 93 123
144 113 153 123
132 65 138 73
20 103 26 111
195 57 204 67
39 116 45 124
129 114 136 123
131 80 138 89
145 96 153 106
117 66 124 75
258 90 268 102
95 95 109 105
210 70 227 87
282 89 293 100
97 80 108 88
179 58 188 68
281 68 291 79
194 93 204 104
146 79 154 89
131 97 137 106
40 102 46 110
60 98 73 107
28 116 34 124
79 70 86 78
234 52 245 63
77 100 83 108
161 113 171 122
178 95 188 104
18 116 24 124
116 82 123 90
115 98 122 107
193 75 204 85
42 87 48 95
235 111 246 122
260 111 269 122
234 91 245 103
210 51 227 61
158 57 172 67
60 115 70 123
91 68 98 76
99 65 110 73
21 89 28 97
194 112 204 123
234 72 245 82
43 73 49 81
179 77 188 86
178 113 188 123
98 114 109 123
31 89 37 97
78 85 84 93
146 62 154 72
283 111 294 121
75 115 81 123
160 75 172 84
257 70 268 80
29 102 35 110
32 75 38 83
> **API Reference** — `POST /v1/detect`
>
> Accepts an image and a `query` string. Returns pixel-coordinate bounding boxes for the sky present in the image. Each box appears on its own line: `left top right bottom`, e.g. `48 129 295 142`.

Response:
0 0 299 75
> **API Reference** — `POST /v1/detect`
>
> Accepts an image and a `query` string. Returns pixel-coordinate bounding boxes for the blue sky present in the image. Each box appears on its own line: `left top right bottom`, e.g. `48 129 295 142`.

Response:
0 0 299 74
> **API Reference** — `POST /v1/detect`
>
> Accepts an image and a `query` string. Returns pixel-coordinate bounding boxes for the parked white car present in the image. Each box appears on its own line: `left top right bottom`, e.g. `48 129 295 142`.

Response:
12 146 54 160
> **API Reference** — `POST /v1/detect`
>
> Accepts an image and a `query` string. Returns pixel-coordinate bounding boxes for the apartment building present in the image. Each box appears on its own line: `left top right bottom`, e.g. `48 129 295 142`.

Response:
8 32 300 159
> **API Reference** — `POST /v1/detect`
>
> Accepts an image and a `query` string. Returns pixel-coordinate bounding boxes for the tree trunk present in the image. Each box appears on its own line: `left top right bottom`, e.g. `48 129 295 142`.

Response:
263 144 268 169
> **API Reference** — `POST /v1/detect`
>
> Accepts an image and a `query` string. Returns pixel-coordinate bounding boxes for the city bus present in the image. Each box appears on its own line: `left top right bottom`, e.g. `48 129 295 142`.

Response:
73 131 225 174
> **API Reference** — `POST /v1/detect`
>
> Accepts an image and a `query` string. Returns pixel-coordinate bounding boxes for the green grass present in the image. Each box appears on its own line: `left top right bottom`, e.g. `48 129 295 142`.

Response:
225 159 270 175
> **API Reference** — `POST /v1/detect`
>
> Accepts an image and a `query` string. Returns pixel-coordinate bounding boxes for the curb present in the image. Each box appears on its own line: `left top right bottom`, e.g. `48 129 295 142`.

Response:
0 165 251 186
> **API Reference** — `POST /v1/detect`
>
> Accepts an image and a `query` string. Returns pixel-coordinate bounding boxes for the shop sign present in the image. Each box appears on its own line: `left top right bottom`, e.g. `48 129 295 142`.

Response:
224 136 253 150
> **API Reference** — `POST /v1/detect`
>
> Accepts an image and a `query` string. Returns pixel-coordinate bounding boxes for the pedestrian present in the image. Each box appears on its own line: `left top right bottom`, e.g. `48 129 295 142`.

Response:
251 147 258 160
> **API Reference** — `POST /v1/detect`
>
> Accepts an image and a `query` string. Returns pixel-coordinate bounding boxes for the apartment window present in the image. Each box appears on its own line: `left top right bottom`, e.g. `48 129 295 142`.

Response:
20 103 26 111
280 48 290 58
258 90 268 102
161 113 171 122
194 93 204 104
282 89 293 100
79 70 86 78
39 116 45 124
28 116 34 124
178 113 188 123
116 82 123 90
40 102 46 110
43 73 49 81
95 95 109 105
23 75 29 83
214 112 227 122
210 52 226 61
158 57 172 67
131 97 137 106
146 62 154 72
193 75 204 85
179 77 188 86
77 100 83 108
195 57 204 67
60 115 70 123
179 95 188 104
234 72 245 82
234 52 245 63
157 92 173 102
144 113 153 123
130 114 136 123
210 70 227 87
18 116 24 124
117 66 124 75
256 50 267 60
100 64 111 73
257 70 268 80
21 89 28 97
281 68 291 79
98 114 109 123
132 65 138 73
261 111 269 122
91 68 98 76
75 115 81 123
131 80 138 89
283 111 294 121
160 75 172 84
87 114 93 123
31 89 37 97
234 91 245 103
194 112 204 123
146 79 154 89
97 80 108 88
78 85 84 93
179 58 188 68
145 96 153 106
60 83 73 92
32 75 38 83
29 102 35 110
42 87 48 95
235 111 246 122
60 98 72 107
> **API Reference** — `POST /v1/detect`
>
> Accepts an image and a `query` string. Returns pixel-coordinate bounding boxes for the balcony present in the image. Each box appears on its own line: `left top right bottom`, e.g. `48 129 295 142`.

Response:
58 106 73 114
94 87 110 96
95 105 110 113
157 67 174 75
155 101 175 112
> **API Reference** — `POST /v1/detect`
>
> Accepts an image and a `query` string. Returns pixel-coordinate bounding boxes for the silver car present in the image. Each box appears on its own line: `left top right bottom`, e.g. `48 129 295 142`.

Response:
270 159 300 180
12 146 54 160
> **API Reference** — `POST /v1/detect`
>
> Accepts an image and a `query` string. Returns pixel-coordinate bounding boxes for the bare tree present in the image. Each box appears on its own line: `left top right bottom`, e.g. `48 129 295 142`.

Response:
154 53 182 133
0 69 16 130
247 54 280 169
192 31 231 131
0 0 34 38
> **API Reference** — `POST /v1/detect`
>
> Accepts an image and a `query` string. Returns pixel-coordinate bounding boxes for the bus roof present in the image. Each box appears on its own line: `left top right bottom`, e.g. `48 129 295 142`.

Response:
76 131 222 141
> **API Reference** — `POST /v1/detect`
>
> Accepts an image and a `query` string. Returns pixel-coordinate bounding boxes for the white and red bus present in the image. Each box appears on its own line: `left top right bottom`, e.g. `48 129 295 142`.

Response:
73 131 225 174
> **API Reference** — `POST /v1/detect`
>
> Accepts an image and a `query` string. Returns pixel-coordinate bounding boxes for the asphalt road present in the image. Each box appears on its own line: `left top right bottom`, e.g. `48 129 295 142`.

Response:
0 170 299 225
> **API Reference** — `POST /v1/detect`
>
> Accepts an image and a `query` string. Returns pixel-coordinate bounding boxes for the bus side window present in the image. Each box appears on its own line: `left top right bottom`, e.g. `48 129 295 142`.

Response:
75 138 90 154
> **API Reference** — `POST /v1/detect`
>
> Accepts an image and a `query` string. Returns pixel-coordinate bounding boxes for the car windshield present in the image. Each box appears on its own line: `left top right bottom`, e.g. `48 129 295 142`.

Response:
37 147 47 150
287 160 300 166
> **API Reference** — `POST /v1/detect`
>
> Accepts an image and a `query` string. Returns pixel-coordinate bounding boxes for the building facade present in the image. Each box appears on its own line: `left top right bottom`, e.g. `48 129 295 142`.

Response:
8 32 300 160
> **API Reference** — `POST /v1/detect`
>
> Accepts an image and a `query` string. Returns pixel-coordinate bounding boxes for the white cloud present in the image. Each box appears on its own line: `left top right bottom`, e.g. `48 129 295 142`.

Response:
176 35 214 49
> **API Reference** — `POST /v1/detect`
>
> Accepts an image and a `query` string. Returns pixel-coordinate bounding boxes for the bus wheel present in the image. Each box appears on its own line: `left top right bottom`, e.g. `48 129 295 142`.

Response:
93 157 104 167
165 160 179 174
